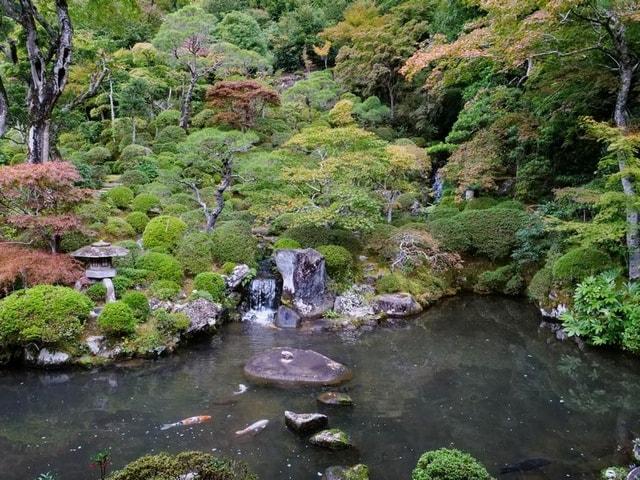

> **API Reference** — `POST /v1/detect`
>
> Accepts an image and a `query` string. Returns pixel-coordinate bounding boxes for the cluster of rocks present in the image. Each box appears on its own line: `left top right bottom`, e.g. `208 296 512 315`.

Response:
539 320 585 350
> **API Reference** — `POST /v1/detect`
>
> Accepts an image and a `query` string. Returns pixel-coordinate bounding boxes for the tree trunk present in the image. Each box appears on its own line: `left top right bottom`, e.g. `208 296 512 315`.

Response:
131 118 136 144
0 75 7 138
109 78 116 143
180 75 197 130
388 83 395 120
205 156 232 232
27 120 51 164
609 12 640 280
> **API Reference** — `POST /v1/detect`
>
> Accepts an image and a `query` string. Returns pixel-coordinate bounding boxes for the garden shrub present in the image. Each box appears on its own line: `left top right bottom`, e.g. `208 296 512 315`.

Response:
0 286 93 346
113 240 143 269
132 193 161 213
104 217 136 240
283 224 331 248
273 237 301 250
149 280 181 300
210 222 258 267
108 451 257 480
222 262 237 274
142 215 187 251
317 245 353 282
154 126 186 152
124 323 164 355
163 203 190 216
154 309 190 336
365 223 399 255
475 264 523 295
120 144 153 167
125 211 150 234
427 206 460 222
193 272 226 302
166 192 197 207
136 252 184 283
106 185 134 209
122 291 150 321
84 146 111 164
376 272 407 293
464 197 499 210
117 268 150 285
86 282 108 302
412 448 492 480
175 232 214 275
59 230 94 253
98 301 136 336
77 201 114 224
112 275 134 297
154 109 181 129
527 266 554 304
121 169 150 189
552 247 612 284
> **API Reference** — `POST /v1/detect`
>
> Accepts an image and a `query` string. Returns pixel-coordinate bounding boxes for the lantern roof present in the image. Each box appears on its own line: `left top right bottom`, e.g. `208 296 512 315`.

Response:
70 240 129 259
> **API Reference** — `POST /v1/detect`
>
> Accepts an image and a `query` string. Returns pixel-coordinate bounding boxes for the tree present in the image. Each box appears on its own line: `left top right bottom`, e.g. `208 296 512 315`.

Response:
206 80 280 131
153 5 222 129
0 162 90 252
1 0 73 163
177 129 258 231
312 41 331 69
215 11 268 56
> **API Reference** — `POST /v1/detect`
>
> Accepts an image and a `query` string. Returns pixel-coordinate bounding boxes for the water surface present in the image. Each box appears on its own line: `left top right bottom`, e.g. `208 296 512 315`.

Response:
1 295 639 479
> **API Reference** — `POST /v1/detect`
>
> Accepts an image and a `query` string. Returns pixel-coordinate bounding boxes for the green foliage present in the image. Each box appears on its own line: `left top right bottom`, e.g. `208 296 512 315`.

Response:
142 215 187 251
122 291 150 322
175 232 215 275
317 244 353 283
0 286 93 347
98 301 136 337
475 264 523 296
273 237 301 250
412 448 493 480
149 280 182 300
104 217 136 240
552 247 612 284
132 193 161 213
527 266 554 304
125 211 150 234
106 186 135 209
86 283 108 302
353 96 391 126
121 170 150 189
193 272 226 302
136 252 184 283
154 110 181 130
215 11 268 55
210 222 259 267
154 309 190 336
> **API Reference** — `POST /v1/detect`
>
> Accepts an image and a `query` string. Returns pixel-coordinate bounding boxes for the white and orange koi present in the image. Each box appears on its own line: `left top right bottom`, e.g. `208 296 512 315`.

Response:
160 415 212 431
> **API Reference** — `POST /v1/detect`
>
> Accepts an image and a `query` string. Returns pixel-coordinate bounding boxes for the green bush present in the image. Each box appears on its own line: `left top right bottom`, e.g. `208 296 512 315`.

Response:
86 283 108 302
104 217 136 240
412 448 492 480
113 240 143 269
464 197 499 210
527 266 554 304
98 301 136 336
175 232 214 275
154 126 186 152
154 109 181 129
120 144 152 167
210 222 258 267
121 169 150 188
0 286 93 347
273 237 301 250
132 193 161 213
154 309 190 336
163 203 190 216
193 272 226 302
122 291 150 321
283 225 331 248
166 192 197 207
125 211 150 234
317 245 353 282
117 268 149 285
149 280 181 300
136 252 184 282
142 215 187 251
376 273 406 293
106 186 134 209
552 247 612 283
84 146 111 164
112 275 134 298
222 262 237 274
475 264 523 295
108 451 257 480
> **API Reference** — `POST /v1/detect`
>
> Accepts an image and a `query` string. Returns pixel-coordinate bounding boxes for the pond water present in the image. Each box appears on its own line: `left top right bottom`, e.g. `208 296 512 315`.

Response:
1 295 639 480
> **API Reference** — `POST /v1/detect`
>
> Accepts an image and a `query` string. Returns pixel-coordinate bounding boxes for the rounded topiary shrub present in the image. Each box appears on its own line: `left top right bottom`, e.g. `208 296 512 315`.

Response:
125 211 150 234
154 126 187 152
106 185 134 209
193 272 226 302
175 232 214 275
104 217 136 240
98 301 136 336
283 225 331 248
154 109 181 129
317 244 353 282
411 448 492 480
273 237 301 250
552 247 612 283
84 146 112 164
0 286 94 347
122 291 150 321
149 280 181 300
120 169 150 189
142 215 187 251
86 282 108 302
163 203 191 216
136 252 184 283
120 144 153 167
132 193 161 213
154 309 190 335
210 222 258 267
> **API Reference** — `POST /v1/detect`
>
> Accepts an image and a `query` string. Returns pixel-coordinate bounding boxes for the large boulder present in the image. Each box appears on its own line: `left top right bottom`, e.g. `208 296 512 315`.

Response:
309 429 353 450
334 284 376 319
244 348 352 387
275 249 334 318
224 264 251 290
285 411 328 434
173 298 223 335
275 306 301 328
372 293 422 317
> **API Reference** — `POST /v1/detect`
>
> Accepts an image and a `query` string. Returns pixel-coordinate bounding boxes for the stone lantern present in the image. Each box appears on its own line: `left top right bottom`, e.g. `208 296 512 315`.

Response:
71 240 129 303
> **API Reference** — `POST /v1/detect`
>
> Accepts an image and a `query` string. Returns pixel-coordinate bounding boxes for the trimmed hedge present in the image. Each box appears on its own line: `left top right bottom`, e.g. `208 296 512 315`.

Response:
106 186 134 209
317 244 353 282
136 252 184 283
412 448 492 480
122 291 150 321
98 301 137 336
552 247 612 283
273 237 301 250
132 193 161 213
193 272 226 302
210 222 258 267
149 280 181 300
142 215 187 251
175 232 214 275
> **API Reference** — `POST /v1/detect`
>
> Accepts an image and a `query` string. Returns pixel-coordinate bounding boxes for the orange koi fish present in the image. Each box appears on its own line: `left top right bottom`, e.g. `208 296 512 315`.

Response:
160 415 212 431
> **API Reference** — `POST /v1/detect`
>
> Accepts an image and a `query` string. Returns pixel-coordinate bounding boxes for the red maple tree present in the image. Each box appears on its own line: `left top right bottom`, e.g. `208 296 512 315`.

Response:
206 80 280 131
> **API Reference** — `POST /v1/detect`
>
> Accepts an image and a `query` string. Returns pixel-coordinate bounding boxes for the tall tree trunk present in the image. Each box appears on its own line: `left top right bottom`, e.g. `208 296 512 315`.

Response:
27 119 51 164
180 75 197 130
0 75 7 138
609 12 640 280
205 157 232 232
109 78 116 143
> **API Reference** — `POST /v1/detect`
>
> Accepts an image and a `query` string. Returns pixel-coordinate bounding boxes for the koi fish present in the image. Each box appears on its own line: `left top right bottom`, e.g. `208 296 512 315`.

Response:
233 384 248 395
235 419 269 436
160 415 212 431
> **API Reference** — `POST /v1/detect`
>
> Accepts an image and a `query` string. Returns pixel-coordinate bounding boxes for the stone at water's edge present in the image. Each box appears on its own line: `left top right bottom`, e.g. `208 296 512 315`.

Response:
317 391 354 406
373 293 422 317
244 348 352 386
224 264 251 290
173 298 223 335
334 284 376 319
25 347 70 367
275 305 301 328
274 249 335 318
628 467 640 480
325 465 370 480
284 411 328 434
309 429 353 450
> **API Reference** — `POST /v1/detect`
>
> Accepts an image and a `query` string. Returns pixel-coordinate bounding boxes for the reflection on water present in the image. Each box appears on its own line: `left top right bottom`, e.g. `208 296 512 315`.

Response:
1 295 639 480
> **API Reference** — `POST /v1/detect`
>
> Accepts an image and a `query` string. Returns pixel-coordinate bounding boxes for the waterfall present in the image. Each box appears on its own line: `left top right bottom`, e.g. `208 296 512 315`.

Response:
242 277 279 325
102 278 116 303
432 171 444 203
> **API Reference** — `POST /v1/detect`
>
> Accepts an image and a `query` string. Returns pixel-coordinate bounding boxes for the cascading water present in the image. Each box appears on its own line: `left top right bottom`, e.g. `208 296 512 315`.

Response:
432 171 444 203
242 260 280 325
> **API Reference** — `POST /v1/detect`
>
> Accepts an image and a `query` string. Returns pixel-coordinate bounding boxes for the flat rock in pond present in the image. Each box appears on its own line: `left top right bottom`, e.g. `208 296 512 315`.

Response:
244 348 351 386
373 293 422 317
275 306 301 328
309 429 352 450
317 391 354 406
284 410 328 434
325 465 370 480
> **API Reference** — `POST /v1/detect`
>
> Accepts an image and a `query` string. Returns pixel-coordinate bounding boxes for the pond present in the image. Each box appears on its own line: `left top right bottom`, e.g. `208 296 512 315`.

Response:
1 295 638 480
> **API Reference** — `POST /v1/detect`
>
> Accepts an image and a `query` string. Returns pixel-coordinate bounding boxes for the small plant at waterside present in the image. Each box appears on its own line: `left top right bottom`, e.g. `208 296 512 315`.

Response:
561 271 640 354
273 237 301 250
122 291 150 321
35 473 56 480
98 301 137 337
142 215 187 251
154 309 190 336
552 246 612 284
193 272 226 302
90 449 111 480
412 448 493 480
317 244 354 283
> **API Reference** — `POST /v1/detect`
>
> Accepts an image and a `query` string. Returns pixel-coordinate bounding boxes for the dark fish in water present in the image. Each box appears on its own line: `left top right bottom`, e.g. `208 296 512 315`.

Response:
500 458 551 474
